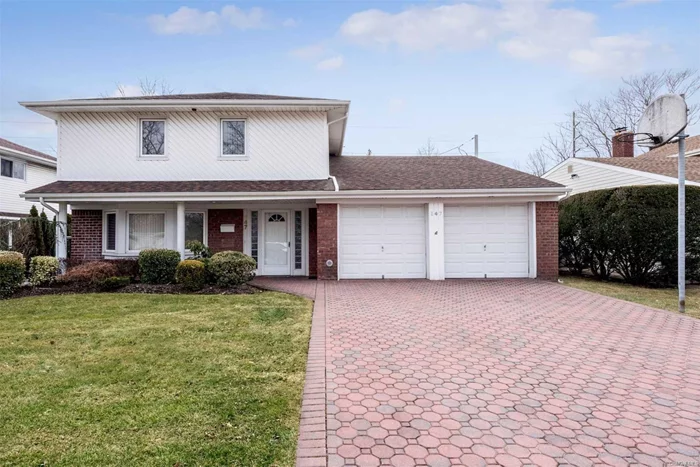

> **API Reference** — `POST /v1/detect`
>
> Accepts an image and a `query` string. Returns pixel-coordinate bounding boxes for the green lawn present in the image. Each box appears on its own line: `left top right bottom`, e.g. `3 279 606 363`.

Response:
561 276 700 319
0 293 312 467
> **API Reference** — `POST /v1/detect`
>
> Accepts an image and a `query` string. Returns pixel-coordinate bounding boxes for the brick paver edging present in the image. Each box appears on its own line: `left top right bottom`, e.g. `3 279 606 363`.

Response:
296 281 328 466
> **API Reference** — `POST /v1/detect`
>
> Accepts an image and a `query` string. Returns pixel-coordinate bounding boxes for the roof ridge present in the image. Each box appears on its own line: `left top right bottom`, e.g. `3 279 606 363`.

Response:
0 137 56 162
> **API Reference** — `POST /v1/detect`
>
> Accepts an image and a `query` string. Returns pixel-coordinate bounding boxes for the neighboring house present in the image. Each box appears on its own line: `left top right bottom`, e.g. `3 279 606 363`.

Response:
20 92 568 280
544 130 700 196
0 138 57 220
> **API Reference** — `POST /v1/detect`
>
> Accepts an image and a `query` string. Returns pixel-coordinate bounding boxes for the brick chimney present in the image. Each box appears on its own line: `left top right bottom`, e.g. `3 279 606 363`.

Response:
612 127 634 158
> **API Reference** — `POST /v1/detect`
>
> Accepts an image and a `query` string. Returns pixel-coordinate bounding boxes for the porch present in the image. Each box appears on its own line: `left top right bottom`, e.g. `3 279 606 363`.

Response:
65 201 319 277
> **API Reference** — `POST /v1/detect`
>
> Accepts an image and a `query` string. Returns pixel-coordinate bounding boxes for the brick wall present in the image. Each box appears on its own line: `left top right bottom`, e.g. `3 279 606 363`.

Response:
71 210 103 261
316 204 337 280
208 209 243 253
536 201 559 281
308 208 317 278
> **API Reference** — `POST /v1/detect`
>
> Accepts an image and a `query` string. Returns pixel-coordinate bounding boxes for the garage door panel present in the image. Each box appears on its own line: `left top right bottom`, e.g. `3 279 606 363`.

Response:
445 204 530 279
339 205 426 279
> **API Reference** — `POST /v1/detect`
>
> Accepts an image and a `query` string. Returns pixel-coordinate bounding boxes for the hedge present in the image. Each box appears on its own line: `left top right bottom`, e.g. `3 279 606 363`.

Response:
559 185 700 286
138 249 181 284
29 256 60 286
176 260 206 291
208 251 256 287
0 251 25 298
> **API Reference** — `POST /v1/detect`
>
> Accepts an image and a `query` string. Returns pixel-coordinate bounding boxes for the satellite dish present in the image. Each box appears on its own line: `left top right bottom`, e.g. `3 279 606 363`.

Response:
637 94 688 148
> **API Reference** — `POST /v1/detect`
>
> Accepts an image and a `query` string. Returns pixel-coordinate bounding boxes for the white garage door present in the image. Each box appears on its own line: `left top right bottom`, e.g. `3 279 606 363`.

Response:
339 205 426 279
445 204 530 278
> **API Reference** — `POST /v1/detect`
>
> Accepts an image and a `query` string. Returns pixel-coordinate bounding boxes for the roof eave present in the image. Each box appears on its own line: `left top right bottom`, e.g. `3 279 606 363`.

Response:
0 146 57 167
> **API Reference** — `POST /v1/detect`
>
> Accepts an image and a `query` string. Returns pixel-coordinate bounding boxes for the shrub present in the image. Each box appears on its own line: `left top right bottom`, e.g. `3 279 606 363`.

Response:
29 256 60 286
0 251 25 298
559 185 700 286
110 259 140 280
94 276 131 291
138 249 181 284
176 260 206 291
208 251 256 287
60 261 119 285
185 240 211 259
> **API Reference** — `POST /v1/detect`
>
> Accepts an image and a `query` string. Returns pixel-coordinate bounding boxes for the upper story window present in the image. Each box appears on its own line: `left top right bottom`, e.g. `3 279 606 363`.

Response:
140 119 166 157
1 158 26 180
221 119 246 159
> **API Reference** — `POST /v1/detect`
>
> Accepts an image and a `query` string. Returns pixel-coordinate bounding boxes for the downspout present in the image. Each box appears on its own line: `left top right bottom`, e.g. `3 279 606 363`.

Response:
330 175 339 192
39 197 58 215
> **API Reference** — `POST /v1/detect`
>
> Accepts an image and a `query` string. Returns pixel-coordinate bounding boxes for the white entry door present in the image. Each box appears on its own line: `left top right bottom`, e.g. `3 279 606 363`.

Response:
339 205 426 279
444 204 530 278
262 211 291 275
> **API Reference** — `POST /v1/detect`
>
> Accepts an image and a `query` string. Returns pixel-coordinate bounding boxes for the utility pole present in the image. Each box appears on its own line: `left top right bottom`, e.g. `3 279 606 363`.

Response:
572 112 576 158
472 134 479 157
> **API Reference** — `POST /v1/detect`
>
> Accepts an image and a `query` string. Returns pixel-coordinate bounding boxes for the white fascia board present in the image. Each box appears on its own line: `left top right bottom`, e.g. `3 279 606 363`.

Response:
0 147 57 168
542 158 571 179
22 187 569 203
575 158 700 186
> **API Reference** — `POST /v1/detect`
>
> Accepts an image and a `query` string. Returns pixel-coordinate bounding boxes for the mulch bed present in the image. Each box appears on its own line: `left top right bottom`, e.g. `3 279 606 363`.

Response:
10 282 260 299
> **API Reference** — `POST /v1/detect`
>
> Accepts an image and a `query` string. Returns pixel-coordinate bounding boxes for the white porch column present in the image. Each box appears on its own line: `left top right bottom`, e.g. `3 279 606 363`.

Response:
176 202 186 260
56 202 68 273
426 201 445 280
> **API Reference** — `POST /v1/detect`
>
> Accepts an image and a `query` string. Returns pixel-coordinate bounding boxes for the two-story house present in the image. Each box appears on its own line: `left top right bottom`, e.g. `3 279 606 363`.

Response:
1 138 57 248
20 92 567 280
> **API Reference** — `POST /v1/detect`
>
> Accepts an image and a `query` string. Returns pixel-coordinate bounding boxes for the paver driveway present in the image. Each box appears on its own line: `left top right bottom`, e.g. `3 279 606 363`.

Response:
307 280 700 467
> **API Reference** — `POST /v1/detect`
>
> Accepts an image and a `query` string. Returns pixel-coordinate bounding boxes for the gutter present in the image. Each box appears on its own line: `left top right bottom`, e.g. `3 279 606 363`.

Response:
0 147 57 168
39 197 59 215
22 186 570 203
330 176 340 192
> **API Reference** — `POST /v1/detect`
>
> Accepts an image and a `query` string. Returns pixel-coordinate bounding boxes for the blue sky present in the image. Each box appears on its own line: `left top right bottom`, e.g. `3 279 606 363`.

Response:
1 0 698 168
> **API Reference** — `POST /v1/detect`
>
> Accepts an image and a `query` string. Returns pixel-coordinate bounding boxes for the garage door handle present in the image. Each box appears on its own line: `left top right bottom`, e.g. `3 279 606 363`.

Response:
484 244 487 251
381 245 384 252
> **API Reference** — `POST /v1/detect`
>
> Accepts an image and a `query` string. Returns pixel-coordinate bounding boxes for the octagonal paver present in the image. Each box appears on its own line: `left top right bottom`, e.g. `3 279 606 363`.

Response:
322 279 700 466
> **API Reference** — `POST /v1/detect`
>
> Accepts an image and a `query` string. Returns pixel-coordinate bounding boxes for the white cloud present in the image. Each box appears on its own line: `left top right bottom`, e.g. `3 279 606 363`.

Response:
341 4 496 51
388 98 405 113
316 55 344 71
616 0 661 6
290 43 326 61
339 1 655 75
147 5 265 35
282 18 299 28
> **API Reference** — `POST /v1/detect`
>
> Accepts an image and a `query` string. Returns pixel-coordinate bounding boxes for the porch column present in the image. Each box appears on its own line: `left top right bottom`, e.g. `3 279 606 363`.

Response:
176 202 186 260
56 202 68 273
426 201 445 280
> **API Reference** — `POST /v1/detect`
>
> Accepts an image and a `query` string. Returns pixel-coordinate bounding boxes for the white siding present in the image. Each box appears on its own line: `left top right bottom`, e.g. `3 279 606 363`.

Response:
58 111 329 181
545 160 666 196
0 161 56 216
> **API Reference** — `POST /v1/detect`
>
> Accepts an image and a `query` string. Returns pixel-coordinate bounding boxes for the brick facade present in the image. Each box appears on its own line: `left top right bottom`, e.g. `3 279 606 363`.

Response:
308 208 318 278
207 209 244 253
316 203 337 280
71 210 103 262
536 201 559 281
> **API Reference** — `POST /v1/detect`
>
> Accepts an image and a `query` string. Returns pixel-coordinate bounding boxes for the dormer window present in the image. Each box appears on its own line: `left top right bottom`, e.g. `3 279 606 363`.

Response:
140 119 166 157
221 119 246 159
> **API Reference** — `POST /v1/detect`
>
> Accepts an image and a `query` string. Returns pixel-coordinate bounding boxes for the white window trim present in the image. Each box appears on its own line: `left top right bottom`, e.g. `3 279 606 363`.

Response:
126 211 167 254
103 211 117 253
139 118 168 159
185 211 208 251
219 118 248 160
0 157 27 181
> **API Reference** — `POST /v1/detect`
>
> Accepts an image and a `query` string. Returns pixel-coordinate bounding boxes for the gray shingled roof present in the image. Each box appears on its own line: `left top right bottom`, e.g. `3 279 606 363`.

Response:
26 156 563 195
0 137 56 162
65 92 335 102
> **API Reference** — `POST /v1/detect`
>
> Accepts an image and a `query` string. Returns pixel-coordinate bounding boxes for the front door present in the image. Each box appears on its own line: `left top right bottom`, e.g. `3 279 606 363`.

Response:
262 211 291 275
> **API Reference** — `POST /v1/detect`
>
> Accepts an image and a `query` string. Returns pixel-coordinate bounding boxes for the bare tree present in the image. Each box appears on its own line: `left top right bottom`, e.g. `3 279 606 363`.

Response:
106 77 177 98
417 138 439 156
525 69 700 175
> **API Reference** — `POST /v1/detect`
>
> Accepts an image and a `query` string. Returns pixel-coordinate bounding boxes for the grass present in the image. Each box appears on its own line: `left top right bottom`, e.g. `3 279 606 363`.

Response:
0 292 312 466
561 275 700 319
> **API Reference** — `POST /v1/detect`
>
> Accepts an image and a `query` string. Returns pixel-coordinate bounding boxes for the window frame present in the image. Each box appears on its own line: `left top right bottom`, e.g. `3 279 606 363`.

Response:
219 118 248 160
126 211 167 253
184 211 207 251
139 118 168 159
0 157 26 181
103 211 117 253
